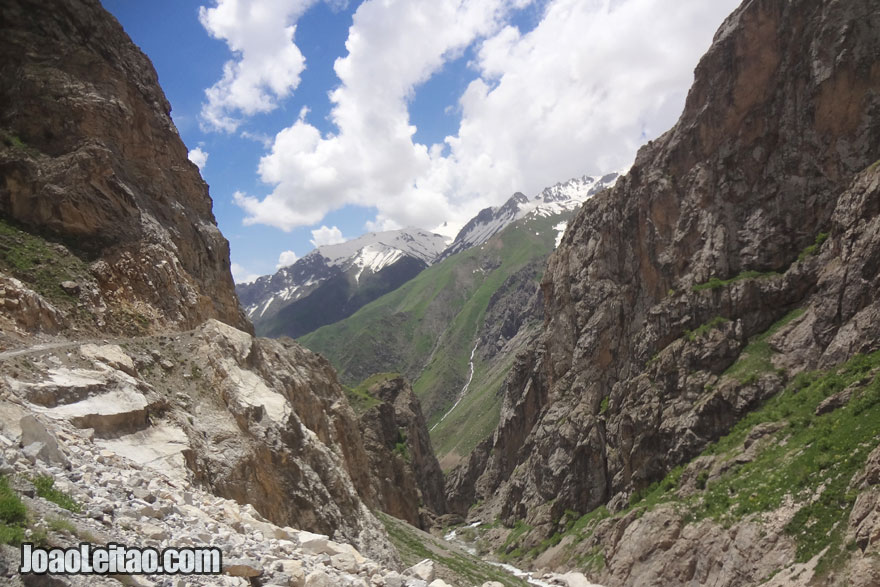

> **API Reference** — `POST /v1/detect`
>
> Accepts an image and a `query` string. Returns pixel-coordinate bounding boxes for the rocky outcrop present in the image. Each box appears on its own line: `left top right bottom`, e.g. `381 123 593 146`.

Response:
0 320 457 567
0 322 386 564
449 0 880 581
0 0 249 335
357 376 447 527
0 407 500 587
477 258 544 361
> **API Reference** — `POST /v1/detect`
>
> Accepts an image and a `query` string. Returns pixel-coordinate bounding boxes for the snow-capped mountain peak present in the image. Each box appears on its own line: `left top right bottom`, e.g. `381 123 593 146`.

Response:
439 172 621 260
235 228 448 332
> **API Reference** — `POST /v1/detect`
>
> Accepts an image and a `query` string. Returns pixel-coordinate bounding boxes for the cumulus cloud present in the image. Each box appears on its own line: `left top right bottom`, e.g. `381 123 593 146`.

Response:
276 250 299 268
186 147 208 171
198 0 318 132
187 146 209 171
310 225 346 248
230 262 261 284
230 0 740 233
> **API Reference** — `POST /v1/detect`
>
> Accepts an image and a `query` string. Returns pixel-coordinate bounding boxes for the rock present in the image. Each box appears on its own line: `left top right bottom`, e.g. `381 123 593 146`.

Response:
138 522 168 541
357 377 447 528
60 281 81 296
225 558 263 578
330 552 359 573
0 0 250 334
404 559 435 582
80 344 136 375
19 415 69 467
304 570 334 587
277 560 305 586
815 386 855 416
428 581 454 587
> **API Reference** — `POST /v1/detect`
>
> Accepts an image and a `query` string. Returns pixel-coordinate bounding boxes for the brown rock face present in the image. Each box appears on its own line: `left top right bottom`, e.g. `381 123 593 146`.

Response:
0 0 249 333
449 0 880 553
357 377 447 527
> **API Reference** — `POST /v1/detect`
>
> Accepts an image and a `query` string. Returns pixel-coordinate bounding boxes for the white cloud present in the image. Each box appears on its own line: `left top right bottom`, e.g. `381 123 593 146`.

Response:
187 146 209 171
230 0 740 234
230 262 261 284
198 0 318 132
309 225 346 248
276 250 299 268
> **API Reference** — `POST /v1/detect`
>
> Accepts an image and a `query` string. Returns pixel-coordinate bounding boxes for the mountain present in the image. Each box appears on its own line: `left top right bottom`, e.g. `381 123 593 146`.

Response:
0 0 249 337
0 0 479 582
300 174 616 469
439 173 620 260
446 0 880 585
237 228 448 337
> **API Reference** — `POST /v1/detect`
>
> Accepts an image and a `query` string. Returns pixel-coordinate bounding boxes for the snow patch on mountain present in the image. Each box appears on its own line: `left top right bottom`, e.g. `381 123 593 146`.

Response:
237 228 448 323
440 172 621 260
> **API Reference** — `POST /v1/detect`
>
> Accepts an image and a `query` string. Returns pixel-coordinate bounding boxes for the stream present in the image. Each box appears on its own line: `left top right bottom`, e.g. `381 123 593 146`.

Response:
431 342 478 431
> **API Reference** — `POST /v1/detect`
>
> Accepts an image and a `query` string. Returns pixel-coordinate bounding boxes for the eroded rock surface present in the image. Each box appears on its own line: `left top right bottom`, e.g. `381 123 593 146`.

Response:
449 0 880 583
0 0 249 334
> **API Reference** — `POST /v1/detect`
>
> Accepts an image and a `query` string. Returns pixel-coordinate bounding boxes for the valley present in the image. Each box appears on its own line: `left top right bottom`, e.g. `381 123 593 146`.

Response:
1 0 879 586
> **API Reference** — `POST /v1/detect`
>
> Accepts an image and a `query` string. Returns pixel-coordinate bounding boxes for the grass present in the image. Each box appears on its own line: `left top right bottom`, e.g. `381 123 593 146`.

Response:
692 269 779 292
685 316 730 341
797 232 830 262
0 475 27 545
378 512 528 587
33 475 81 513
692 350 880 572
0 217 91 308
534 349 880 577
722 308 804 384
343 372 398 414
47 516 77 535
301 213 564 463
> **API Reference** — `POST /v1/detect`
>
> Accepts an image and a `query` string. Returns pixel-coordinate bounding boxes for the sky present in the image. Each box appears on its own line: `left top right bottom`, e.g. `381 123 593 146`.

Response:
100 0 740 283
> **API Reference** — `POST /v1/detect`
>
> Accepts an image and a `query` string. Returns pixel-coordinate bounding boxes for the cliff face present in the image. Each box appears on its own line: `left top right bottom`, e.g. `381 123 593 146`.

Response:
356 376 447 527
0 0 249 334
0 0 453 573
449 0 880 580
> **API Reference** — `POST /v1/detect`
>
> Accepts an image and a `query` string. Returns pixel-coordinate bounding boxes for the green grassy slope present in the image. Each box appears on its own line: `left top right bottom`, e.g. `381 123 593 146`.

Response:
299 213 564 466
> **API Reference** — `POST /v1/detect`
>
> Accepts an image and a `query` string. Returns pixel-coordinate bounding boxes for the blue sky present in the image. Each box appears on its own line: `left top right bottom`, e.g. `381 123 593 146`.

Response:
100 0 739 282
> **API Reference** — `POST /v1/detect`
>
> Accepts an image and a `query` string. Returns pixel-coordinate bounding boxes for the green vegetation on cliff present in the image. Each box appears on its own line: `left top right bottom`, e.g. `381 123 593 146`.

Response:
503 344 880 579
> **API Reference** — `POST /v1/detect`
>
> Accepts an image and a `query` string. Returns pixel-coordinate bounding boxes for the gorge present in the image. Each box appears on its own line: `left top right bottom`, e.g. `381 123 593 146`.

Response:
1 0 879 586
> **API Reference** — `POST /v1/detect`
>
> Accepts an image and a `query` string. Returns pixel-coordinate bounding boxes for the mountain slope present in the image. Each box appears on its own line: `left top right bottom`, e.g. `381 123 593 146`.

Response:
0 0 456 578
446 0 880 584
0 0 249 336
237 228 447 337
300 195 599 468
439 174 619 260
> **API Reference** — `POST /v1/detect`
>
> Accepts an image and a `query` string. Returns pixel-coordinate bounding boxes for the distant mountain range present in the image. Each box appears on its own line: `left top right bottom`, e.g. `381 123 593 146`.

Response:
237 173 620 339
236 228 448 337
440 172 620 259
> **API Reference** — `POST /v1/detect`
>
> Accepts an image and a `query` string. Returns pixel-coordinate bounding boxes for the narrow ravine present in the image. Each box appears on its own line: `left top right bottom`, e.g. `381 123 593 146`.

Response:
431 342 478 431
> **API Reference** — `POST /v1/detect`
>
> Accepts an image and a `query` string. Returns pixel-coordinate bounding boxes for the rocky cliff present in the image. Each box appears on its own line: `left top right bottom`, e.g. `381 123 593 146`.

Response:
356 376 447 527
0 0 249 336
0 0 459 581
449 0 880 583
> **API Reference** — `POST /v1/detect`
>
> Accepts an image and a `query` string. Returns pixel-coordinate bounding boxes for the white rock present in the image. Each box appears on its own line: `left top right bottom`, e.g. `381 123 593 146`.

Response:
304 570 334 587
80 344 136 375
404 559 435 582
19 415 69 466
